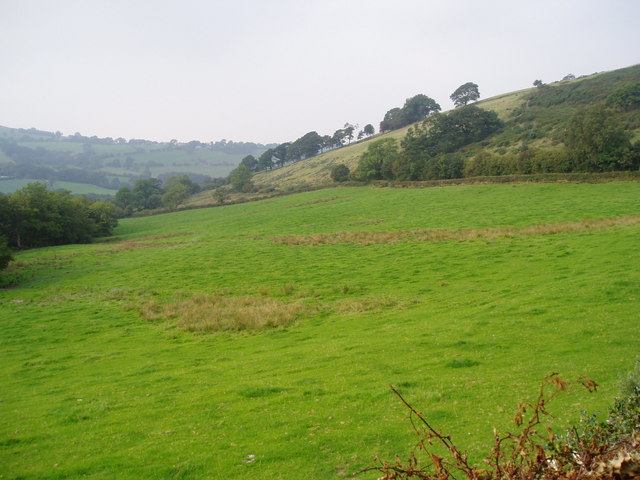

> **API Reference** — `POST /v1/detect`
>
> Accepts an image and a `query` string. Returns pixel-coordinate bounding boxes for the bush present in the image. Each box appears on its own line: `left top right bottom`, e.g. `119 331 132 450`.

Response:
330 164 350 182
360 371 640 480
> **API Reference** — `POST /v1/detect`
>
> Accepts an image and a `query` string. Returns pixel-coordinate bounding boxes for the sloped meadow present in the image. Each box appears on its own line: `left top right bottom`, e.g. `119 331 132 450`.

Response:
1 182 639 479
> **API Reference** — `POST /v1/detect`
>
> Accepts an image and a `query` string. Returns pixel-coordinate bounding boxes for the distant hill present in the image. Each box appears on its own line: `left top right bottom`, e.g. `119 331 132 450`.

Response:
0 127 273 195
251 64 640 189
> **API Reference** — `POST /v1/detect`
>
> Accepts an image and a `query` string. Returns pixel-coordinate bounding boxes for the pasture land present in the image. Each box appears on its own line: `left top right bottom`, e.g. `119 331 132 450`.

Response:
0 179 118 195
1 182 639 479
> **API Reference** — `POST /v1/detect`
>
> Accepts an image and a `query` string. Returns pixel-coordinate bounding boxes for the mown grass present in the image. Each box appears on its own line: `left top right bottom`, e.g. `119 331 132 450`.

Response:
1 182 639 479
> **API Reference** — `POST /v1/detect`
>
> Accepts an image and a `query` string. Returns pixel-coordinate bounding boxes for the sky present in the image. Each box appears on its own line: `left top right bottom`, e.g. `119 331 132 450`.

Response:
1 0 639 145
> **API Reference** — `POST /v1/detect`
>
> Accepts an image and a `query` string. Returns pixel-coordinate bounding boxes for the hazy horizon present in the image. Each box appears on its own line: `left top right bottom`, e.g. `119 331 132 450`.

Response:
1 0 639 145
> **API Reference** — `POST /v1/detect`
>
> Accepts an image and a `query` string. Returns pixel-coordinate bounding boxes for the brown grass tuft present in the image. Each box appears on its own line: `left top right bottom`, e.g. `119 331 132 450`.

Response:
99 233 194 254
271 215 640 246
139 293 305 332
337 296 399 314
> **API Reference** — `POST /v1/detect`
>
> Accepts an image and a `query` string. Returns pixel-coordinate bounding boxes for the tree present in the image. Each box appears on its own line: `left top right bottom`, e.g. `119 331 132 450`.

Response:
163 175 200 195
450 82 480 108
330 164 350 182
273 143 290 167
363 124 375 136
401 94 441 124
354 138 399 181
380 107 402 132
533 79 545 88
379 95 441 132
563 105 639 171
88 200 119 236
229 164 252 191
0 235 12 271
240 155 258 172
258 149 274 171
115 186 135 214
132 178 163 210
343 123 357 144
397 106 503 180
606 82 640 111
162 183 190 209
1 182 110 248
332 129 346 148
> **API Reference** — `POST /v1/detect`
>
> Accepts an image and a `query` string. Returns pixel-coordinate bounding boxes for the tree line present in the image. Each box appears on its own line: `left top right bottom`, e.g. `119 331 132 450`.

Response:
226 122 377 185
114 175 204 214
349 101 640 183
353 105 502 181
0 182 118 266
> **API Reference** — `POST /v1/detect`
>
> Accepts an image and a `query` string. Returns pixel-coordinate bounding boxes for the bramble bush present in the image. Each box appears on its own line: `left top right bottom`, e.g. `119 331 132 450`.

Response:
359 363 640 480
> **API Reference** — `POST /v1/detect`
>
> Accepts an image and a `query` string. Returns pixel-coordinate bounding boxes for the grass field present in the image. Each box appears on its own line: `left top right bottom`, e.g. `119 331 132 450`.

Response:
0 179 118 195
1 182 639 479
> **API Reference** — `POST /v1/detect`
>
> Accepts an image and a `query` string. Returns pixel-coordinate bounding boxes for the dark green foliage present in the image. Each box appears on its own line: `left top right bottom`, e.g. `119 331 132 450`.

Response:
161 175 201 209
425 106 503 148
394 106 503 180
380 95 441 132
563 105 639 171
607 82 640 111
258 149 275 171
363 124 375 136
272 143 290 167
353 138 399 181
330 164 350 182
450 82 480 107
229 164 253 191
0 182 117 248
463 149 573 177
287 132 323 162
0 235 12 270
88 200 119 236
132 178 163 210
240 155 258 171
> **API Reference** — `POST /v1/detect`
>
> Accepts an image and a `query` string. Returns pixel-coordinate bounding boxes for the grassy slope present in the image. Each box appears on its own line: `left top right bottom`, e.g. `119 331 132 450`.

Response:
0 179 118 195
1 182 639 479
253 65 640 189
250 90 530 188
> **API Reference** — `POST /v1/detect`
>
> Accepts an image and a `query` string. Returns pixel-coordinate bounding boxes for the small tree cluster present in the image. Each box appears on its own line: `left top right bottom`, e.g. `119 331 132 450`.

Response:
0 182 118 249
358 106 503 181
115 175 201 213
380 95 441 132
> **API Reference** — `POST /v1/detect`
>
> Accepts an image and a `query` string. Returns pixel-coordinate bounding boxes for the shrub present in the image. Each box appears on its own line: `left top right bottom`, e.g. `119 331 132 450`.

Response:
359 372 640 480
330 164 351 182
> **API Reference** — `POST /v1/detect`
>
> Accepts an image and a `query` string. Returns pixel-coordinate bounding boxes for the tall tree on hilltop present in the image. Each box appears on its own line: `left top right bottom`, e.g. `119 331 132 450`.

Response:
450 82 480 107
401 94 441 124
363 124 375 136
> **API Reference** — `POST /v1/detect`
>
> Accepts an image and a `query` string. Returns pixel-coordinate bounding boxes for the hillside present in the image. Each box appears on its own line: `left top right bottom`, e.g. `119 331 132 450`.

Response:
0 127 271 195
2 182 639 479
251 64 640 189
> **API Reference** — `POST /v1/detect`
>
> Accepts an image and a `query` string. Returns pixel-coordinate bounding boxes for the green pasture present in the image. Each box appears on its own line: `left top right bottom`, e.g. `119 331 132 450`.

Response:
1 182 639 479
0 179 117 195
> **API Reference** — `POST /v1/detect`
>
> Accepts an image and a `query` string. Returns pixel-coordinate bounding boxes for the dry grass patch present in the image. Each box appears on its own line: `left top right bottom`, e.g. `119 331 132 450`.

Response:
98 233 194 254
139 292 306 332
337 295 401 314
271 215 640 246
289 195 349 208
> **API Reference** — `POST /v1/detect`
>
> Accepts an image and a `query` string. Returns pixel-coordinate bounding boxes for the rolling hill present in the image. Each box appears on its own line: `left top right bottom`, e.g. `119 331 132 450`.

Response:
0 126 271 195
250 64 640 189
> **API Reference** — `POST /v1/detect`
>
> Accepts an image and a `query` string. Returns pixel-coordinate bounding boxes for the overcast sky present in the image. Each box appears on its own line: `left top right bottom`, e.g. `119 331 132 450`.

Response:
1 0 638 145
